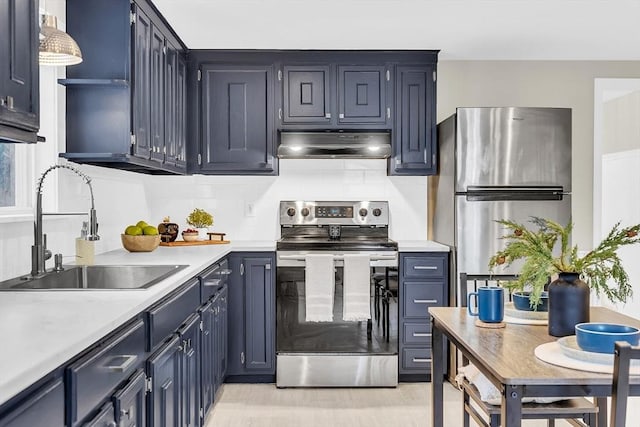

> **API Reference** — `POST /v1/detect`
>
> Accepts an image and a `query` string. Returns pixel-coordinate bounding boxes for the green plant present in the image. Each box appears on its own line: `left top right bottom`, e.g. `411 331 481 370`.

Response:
488 217 640 308
186 208 213 228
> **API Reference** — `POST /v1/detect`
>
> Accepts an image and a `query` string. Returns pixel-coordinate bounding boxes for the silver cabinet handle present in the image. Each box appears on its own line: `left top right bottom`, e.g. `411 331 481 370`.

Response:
412 332 432 337
241 351 245 364
104 355 138 372
412 358 431 363
325 113 331 118
203 279 221 287
414 265 437 270
339 113 344 119
220 269 232 275
413 299 438 304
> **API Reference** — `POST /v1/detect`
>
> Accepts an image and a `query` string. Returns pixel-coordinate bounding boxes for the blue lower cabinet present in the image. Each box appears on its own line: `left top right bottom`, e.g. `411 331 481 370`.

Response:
0 378 64 427
113 370 146 427
178 314 201 427
227 253 275 379
146 335 181 427
82 403 116 427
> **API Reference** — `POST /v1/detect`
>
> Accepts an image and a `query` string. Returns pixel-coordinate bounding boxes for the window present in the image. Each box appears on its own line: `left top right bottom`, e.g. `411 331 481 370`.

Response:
0 142 33 214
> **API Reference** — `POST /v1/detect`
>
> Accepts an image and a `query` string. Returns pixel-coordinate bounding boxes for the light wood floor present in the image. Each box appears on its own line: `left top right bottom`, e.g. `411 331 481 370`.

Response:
205 383 579 426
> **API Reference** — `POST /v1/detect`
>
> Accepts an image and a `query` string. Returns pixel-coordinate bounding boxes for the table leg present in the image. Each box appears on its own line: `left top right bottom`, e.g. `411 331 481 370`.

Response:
431 318 444 427
501 384 523 427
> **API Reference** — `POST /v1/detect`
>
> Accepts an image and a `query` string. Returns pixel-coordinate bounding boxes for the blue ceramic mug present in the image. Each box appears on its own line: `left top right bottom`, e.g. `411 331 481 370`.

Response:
468 287 504 323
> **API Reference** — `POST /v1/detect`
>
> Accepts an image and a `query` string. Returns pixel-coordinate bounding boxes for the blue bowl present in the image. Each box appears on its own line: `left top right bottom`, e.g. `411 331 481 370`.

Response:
575 323 640 354
512 291 548 312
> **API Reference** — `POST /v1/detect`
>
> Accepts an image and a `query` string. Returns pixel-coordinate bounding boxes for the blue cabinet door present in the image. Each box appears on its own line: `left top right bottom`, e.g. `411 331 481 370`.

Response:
244 256 275 373
149 24 165 163
282 65 332 125
0 0 39 142
199 301 214 415
146 335 181 427
132 4 152 160
226 253 275 377
198 64 275 174
337 65 388 125
178 314 200 427
82 403 116 427
212 292 221 395
0 378 64 427
219 286 228 381
113 370 146 427
391 66 437 175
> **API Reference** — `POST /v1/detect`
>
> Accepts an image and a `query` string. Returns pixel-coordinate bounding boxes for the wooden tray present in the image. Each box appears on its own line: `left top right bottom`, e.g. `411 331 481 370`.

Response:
160 240 230 247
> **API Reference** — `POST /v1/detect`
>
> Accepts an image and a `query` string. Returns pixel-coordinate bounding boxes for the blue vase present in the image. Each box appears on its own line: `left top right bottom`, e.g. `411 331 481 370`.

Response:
548 272 590 337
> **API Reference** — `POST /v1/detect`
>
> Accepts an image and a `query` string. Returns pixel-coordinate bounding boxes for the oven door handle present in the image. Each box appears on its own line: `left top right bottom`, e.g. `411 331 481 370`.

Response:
277 254 397 262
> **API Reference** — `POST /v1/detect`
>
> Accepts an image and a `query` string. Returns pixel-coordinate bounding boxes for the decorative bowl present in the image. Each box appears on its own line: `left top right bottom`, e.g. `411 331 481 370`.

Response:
575 322 640 354
121 234 161 252
512 291 549 312
182 231 199 242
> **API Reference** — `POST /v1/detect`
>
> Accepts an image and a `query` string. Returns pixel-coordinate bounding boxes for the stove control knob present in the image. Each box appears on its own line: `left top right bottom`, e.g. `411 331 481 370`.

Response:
301 207 310 217
372 208 382 217
286 208 296 217
359 208 368 217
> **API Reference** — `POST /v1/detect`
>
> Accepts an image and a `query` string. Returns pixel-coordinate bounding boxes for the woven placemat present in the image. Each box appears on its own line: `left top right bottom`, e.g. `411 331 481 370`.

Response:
475 319 506 329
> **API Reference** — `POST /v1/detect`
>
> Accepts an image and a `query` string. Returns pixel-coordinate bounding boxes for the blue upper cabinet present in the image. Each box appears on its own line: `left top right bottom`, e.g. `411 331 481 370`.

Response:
278 62 390 130
61 0 187 174
0 0 39 144
389 65 437 175
194 62 276 175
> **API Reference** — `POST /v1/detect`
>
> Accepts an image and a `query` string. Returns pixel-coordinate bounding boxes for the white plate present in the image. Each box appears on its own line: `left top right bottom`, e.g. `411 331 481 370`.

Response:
557 336 613 364
504 302 548 320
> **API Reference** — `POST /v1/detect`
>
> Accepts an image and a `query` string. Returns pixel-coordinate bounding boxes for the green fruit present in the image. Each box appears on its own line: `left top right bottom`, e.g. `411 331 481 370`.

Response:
125 225 143 236
143 225 159 235
136 220 149 229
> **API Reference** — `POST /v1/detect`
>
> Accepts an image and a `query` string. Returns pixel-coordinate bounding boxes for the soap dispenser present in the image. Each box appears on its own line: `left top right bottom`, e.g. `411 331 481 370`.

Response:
76 221 95 265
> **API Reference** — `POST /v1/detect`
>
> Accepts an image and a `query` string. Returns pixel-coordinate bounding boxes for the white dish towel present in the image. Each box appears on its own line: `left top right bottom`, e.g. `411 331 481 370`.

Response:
304 254 335 322
342 254 371 321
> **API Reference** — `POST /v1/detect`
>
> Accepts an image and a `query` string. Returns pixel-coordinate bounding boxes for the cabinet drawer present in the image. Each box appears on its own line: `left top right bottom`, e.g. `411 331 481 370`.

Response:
146 278 200 351
403 256 445 279
401 348 432 371
67 320 145 426
403 322 432 346
403 282 443 318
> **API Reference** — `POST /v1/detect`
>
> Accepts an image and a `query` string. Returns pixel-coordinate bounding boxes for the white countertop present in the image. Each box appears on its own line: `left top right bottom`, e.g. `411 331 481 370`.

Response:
397 240 450 252
0 240 274 407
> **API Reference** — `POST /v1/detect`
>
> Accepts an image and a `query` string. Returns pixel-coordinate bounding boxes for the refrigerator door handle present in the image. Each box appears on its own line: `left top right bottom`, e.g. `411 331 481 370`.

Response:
465 191 565 202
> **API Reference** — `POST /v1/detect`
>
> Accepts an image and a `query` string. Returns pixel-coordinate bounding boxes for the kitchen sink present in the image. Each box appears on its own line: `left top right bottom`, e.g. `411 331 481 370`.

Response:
0 264 188 290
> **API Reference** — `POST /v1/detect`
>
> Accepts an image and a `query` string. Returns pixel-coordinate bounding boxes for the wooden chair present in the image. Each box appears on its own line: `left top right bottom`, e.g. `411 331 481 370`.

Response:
611 341 640 427
460 377 598 427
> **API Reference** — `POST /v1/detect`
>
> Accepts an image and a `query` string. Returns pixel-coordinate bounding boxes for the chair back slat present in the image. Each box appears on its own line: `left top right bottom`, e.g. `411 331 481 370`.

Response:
611 341 640 427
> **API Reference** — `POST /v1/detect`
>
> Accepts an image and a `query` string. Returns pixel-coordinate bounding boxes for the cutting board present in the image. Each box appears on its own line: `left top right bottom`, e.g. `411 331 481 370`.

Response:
160 240 230 247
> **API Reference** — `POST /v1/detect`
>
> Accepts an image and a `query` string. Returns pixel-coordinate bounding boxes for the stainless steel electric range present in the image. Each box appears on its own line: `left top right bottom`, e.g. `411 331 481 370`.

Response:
276 201 398 387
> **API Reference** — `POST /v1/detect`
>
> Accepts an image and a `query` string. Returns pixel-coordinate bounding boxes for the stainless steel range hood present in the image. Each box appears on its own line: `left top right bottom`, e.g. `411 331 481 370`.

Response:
277 131 392 159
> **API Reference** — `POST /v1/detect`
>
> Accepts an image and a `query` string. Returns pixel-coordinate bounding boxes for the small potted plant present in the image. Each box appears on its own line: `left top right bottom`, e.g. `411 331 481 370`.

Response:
489 217 640 336
186 208 214 240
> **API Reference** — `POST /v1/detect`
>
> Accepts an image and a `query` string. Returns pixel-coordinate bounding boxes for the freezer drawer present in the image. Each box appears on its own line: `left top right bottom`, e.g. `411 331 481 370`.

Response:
455 107 571 191
456 194 571 276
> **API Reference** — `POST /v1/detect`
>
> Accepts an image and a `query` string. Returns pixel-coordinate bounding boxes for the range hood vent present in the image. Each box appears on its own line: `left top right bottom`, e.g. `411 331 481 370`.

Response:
277 131 392 159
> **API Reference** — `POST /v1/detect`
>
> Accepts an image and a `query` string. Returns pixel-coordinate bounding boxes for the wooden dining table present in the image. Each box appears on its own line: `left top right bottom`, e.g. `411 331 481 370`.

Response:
429 306 640 427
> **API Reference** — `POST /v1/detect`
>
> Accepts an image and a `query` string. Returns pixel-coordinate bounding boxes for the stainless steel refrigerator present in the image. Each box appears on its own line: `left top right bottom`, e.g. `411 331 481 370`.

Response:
429 107 572 305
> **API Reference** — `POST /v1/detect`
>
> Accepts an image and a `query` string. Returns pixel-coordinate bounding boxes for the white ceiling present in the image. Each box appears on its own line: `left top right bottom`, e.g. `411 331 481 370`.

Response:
152 0 640 60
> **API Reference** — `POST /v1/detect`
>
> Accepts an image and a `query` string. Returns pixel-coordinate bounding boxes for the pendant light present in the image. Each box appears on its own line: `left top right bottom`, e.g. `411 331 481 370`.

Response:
39 14 82 66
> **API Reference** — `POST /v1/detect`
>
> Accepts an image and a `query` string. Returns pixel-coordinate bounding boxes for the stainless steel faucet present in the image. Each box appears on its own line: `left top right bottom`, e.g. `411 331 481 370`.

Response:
31 164 100 277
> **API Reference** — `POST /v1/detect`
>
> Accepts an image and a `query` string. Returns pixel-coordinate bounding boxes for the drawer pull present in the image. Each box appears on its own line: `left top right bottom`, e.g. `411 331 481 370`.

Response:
412 332 432 337
204 279 221 287
413 299 438 304
220 269 232 275
104 354 138 372
412 358 432 363
414 265 437 270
